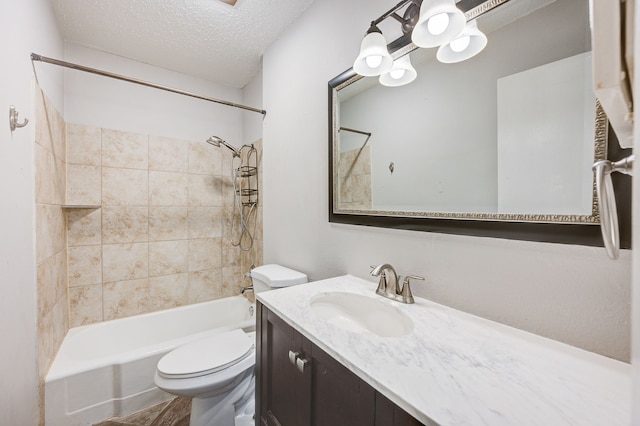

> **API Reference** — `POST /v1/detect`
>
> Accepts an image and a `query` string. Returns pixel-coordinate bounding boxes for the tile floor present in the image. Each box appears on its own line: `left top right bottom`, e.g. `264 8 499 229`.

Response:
93 397 191 426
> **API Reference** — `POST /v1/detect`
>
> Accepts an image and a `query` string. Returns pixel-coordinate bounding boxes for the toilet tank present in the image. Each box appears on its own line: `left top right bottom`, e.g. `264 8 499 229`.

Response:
250 264 308 293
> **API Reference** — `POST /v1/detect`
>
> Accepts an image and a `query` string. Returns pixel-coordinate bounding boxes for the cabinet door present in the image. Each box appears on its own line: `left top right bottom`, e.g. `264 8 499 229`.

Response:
375 392 428 426
258 305 311 426
311 343 375 426
257 304 425 426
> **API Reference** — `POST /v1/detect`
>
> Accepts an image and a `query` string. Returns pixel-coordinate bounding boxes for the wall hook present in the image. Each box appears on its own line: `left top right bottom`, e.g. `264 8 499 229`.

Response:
9 105 29 131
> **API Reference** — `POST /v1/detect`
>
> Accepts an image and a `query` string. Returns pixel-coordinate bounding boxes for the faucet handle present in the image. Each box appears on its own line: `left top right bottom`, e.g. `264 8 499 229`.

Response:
400 275 425 304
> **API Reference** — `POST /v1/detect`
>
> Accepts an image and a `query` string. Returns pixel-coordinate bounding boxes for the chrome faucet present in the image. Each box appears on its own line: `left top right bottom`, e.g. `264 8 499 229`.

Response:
370 264 424 304
371 263 399 297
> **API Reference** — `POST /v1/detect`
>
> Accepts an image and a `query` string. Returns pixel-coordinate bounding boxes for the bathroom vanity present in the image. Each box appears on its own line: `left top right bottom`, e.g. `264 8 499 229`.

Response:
256 275 631 425
257 303 421 425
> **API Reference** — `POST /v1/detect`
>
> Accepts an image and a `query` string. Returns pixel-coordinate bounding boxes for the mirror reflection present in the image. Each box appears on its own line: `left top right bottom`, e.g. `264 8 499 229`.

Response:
332 0 604 224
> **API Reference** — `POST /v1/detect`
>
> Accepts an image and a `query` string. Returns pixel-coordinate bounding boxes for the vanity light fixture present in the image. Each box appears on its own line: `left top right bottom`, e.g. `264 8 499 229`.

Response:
436 20 487 63
353 24 394 76
379 55 417 86
411 0 466 48
352 0 490 84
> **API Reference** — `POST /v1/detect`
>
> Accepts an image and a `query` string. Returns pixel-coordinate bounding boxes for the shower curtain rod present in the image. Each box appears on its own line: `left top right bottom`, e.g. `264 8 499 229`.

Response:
31 53 267 116
339 126 371 137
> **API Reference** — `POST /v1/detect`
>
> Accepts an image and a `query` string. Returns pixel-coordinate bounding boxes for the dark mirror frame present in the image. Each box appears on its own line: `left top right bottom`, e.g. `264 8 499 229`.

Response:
328 5 632 247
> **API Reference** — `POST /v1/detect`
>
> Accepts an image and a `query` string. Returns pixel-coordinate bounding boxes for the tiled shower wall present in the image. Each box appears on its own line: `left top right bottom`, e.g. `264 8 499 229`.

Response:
34 87 69 410
65 124 262 327
338 145 372 210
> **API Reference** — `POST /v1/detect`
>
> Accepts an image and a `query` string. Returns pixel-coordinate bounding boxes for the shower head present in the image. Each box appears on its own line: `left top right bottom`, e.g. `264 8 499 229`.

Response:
206 136 224 147
206 136 241 157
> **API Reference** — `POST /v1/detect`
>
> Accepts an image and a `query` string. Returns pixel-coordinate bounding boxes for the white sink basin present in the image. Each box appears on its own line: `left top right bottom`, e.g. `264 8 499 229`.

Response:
309 292 413 337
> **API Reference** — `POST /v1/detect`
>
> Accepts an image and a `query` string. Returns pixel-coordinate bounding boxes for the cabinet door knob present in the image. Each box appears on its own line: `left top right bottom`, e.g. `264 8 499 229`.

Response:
288 350 300 366
296 356 310 373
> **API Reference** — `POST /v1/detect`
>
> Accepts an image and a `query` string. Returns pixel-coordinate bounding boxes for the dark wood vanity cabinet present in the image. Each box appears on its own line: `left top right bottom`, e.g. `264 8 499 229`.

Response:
256 302 424 426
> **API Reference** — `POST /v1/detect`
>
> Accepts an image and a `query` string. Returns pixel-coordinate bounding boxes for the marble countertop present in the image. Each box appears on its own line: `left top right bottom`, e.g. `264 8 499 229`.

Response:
256 275 631 426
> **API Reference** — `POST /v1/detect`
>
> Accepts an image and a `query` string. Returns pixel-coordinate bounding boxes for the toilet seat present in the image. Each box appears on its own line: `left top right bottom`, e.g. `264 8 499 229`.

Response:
157 329 253 379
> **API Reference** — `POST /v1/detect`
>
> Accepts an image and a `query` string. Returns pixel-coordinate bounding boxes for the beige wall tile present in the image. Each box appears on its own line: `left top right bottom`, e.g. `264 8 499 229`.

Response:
102 206 149 244
149 171 188 206
35 88 53 152
149 135 189 172
34 84 69 386
54 248 68 303
102 129 148 169
38 296 68 377
188 174 222 207
55 125 262 328
67 209 102 246
255 206 264 241
221 266 242 298
188 207 223 239
69 285 103 327
149 274 188 310
240 242 262 276
35 204 66 264
103 243 148 283
188 238 221 271
67 165 101 206
68 245 102 287
37 253 59 317
102 167 148 206
221 243 241 267
188 269 222 304
54 156 66 205
219 176 234 208
37 299 56 378
222 204 236 242
50 98 66 162
149 207 188 241
34 87 66 160
103 278 150 320
222 150 235 178
189 140 223 175
67 123 101 166
149 240 189 277
34 144 56 205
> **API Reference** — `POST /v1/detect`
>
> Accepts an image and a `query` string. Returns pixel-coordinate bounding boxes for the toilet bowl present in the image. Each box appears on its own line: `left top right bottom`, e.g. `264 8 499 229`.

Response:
154 264 307 426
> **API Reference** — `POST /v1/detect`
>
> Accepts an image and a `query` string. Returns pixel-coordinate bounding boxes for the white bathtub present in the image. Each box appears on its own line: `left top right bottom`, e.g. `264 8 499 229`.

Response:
45 296 255 426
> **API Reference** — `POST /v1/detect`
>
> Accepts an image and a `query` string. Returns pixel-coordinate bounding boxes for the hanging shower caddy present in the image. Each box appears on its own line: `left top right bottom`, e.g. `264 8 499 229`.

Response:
235 146 258 207
231 144 259 251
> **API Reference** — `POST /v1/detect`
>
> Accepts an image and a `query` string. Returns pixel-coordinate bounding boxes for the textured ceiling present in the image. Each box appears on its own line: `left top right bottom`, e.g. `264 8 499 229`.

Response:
50 0 315 88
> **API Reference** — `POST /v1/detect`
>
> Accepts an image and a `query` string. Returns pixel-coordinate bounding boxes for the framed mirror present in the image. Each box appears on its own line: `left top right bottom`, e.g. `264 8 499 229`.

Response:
328 0 632 247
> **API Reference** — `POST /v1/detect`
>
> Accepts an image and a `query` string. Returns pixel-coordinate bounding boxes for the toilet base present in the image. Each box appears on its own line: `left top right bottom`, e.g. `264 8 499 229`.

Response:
189 370 255 426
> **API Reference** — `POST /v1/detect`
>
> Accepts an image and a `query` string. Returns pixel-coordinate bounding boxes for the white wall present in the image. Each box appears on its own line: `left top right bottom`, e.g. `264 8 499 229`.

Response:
497 52 594 215
262 0 631 361
340 78 497 213
242 62 264 145
64 43 243 144
0 0 64 424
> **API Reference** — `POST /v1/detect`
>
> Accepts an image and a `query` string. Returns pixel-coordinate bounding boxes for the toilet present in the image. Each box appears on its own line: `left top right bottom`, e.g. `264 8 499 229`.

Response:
154 264 308 426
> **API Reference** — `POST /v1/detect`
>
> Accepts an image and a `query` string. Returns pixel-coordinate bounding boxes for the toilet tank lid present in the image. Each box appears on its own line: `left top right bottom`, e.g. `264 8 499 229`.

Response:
250 264 308 287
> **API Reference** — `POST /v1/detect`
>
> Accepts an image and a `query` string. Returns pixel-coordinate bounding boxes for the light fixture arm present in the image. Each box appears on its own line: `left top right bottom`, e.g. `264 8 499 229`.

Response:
370 0 420 29
389 1 421 34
